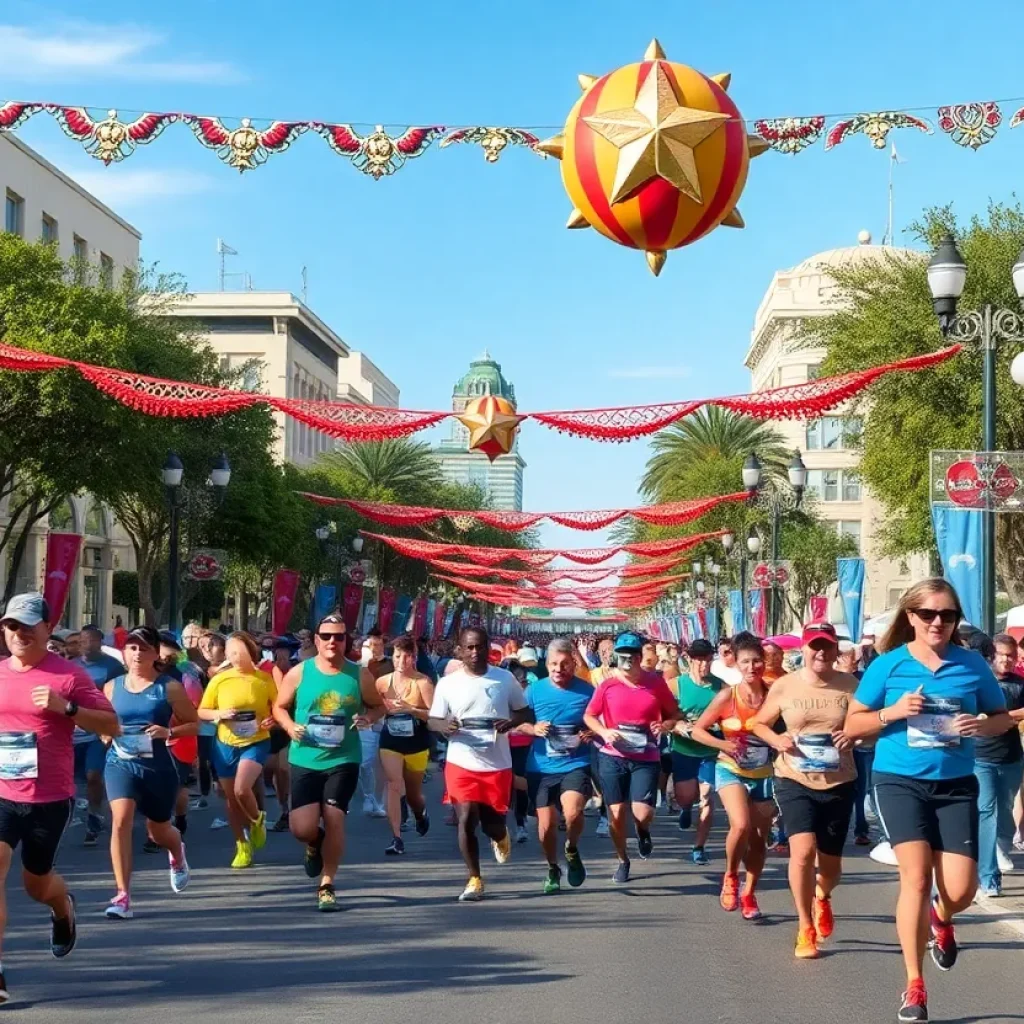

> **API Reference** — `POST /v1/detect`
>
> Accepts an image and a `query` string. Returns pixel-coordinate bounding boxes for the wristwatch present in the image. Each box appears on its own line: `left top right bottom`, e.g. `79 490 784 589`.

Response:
64 700 79 718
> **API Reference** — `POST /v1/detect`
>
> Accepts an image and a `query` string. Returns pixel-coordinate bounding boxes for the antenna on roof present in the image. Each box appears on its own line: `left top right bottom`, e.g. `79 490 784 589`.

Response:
216 238 238 291
301 265 308 305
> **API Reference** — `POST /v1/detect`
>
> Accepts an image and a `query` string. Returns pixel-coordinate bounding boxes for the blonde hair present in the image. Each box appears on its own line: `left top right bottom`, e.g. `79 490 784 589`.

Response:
879 578 964 654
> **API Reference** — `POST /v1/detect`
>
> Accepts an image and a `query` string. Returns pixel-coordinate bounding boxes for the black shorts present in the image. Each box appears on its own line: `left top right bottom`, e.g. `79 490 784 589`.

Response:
173 757 192 788
269 728 290 756
659 751 672 775
511 745 529 778
596 752 659 808
873 771 979 858
774 777 856 858
290 763 359 813
527 767 592 808
0 797 74 876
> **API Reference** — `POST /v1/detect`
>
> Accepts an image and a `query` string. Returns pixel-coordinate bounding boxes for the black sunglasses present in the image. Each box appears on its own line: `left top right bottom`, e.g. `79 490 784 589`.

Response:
910 607 959 625
317 631 346 641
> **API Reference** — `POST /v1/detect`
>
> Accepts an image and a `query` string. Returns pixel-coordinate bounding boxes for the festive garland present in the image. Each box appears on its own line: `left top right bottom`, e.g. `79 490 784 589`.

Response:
423 557 691 584
434 574 682 610
0 342 962 446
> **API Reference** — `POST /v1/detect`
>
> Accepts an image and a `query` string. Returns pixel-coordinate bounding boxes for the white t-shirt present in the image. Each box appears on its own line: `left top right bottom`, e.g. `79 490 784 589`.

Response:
430 666 527 772
711 659 742 685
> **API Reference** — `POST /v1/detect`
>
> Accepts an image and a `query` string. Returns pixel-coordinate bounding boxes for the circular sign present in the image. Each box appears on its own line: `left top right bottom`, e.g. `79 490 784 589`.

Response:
349 565 366 585
945 460 985 508
186 551 221 581
752 563 771 588
774 566 790 586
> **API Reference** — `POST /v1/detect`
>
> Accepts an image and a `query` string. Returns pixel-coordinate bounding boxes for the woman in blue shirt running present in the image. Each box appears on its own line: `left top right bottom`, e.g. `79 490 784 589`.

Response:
845 579 1012 1024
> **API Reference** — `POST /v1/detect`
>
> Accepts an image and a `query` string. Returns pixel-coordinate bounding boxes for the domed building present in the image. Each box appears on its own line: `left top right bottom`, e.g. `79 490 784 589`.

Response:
433 351 526 511
744 232 929 619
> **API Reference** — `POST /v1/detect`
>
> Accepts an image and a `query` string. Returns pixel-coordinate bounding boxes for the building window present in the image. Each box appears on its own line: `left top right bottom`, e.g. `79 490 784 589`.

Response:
805 415 863 450
842 471 862 502
806 469 839 502
99 253 114 289
72 235 88 283
41 213 58 245
807 363 823 381
4 190 24 236
837 520 862 553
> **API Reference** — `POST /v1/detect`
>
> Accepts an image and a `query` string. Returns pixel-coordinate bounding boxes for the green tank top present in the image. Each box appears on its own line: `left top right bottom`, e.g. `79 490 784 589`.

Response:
288 657 363 770
670 673 723 758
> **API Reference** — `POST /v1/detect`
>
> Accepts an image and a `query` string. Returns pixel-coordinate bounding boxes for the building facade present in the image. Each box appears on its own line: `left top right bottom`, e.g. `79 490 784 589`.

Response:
745 232 930 618
433 352 526 511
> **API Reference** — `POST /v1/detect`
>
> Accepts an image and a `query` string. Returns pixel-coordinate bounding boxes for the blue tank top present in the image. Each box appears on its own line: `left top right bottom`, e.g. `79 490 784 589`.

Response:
107 674 175 771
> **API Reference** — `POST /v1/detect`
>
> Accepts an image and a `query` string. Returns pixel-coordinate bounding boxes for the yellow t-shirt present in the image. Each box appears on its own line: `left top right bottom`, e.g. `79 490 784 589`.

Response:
200 667 278 747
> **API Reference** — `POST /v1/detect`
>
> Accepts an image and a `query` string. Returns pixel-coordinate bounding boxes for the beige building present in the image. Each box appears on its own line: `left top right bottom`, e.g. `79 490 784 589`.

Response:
745 232 930 619
0 134 140 627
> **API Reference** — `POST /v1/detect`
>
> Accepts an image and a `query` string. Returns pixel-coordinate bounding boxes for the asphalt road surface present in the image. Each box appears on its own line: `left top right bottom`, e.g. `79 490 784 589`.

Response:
2 778 1022 1023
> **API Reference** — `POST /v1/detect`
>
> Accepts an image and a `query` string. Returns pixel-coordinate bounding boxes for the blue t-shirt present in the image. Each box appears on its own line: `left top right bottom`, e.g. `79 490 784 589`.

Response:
526 676 593 775
854 644 1007 780
74 652 124 689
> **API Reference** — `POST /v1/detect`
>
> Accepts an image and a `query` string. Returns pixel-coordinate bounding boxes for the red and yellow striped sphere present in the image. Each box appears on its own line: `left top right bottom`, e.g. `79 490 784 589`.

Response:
561 57 749 256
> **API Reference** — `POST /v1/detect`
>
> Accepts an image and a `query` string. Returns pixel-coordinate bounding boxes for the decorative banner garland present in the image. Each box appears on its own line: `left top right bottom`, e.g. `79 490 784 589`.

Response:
299 491 748 532
423 557 691 584
433 573 682 610
0 341 962 445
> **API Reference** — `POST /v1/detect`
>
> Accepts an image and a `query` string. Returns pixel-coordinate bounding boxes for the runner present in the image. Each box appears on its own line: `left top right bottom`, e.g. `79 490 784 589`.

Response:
198 632 277 869
669 639 722 865
751 623 857 959
376 635 434 856
762 642 786 687
845 579 1012 1023
102 626 197 919
506 653 538 844
273 614 382 910
266 639 296 831
428 627 529 902
712 637 742 685
0 594 118 998
692 634 775 921
583 632 678 884
519 638 593 893
587 637 615 836
358 631 390 818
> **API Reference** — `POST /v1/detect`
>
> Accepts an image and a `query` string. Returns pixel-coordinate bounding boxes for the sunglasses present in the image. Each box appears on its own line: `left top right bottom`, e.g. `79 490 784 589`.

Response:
317 631 346 642
910 607 958 625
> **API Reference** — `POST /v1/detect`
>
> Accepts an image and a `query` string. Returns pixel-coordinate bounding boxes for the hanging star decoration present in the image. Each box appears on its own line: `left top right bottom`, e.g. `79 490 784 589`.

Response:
456 395 522 462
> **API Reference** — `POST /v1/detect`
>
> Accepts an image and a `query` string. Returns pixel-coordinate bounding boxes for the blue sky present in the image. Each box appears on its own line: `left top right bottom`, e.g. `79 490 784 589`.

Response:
5 0 1024 553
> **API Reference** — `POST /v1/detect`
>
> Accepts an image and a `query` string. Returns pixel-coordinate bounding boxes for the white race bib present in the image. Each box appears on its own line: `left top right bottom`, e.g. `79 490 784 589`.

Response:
733 737 770 770
908 698 961 748
459 717 497 749
792 733 840 773
0 732 38 780
546 724 582 758
615 724 650 754
306 714 346 749
113 724 154 760
229 711 258 739
386 714 415 738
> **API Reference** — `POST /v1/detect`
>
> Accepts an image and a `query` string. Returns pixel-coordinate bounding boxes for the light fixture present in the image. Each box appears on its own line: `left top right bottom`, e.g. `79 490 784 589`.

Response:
352 536 364 554
1011 350 1024 388
747 528 762 556
926 233 967 333
161 451 184 488
788 449 808 495
315 525 330 542
721 531 735 552
742 451 762 493
209 452 231 489
692 561 702 575
1013 245 1024 303
711 563 721 577
696 580 706 595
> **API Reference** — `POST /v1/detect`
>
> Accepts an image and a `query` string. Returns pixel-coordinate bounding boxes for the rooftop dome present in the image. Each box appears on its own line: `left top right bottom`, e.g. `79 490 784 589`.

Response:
789 231 918 277
454 349 516 403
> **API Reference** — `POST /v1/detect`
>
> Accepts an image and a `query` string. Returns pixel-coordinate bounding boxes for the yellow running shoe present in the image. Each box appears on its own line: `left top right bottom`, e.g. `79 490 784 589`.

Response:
249 811 267 851
458 876 485 902
492 830 511 864
795 925 819 960
231 839 253 869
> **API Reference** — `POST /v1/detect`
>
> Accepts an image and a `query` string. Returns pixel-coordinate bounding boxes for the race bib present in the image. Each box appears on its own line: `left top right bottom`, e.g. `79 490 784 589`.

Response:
229 711 258 739
386 713 415 738
546 723 582 758
733 737 770 770
306 714 346 749
908 698 961 749
792 732 841 773
616 724 650 754
113 723 154 760
0 732 38 780
459 716 497 748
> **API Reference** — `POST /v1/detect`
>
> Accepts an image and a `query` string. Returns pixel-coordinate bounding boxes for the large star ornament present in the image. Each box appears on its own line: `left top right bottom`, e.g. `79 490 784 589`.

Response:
457 398 522 462
583 59 728 205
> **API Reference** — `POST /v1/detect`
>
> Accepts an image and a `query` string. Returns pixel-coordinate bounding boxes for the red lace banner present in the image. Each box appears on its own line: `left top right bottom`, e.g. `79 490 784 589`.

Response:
434 575 678 608
424 558 692 585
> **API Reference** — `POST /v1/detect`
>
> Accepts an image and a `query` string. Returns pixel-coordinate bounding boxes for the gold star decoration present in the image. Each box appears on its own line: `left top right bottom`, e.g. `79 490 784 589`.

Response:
583 58 728 204
457 398 522 462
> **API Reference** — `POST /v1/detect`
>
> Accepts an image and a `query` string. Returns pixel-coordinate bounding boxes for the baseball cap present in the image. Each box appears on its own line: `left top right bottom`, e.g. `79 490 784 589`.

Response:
613 631 644 654
158 630 182 651
1 593 50 628
125 625 161 649
518 646 539 668
687 638 715 659
802 622 839 645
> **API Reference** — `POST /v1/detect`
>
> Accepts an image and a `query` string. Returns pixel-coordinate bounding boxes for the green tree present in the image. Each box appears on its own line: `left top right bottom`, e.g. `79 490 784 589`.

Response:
781 514 858 622
803 199 1024 601
320 439 442 503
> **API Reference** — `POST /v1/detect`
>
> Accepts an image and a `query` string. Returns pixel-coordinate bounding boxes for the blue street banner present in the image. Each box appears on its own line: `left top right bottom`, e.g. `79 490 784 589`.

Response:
312 584 336 628
395 595 412 633
688 612 702 640
443 604 458 638
837 558 866 643
728 590 746 633
426 599 437 639
931 506 983 628
706 606 720 643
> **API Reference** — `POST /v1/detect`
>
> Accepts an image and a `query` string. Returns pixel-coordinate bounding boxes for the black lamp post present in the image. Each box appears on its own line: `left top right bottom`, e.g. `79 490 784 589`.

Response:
926 233 1024 635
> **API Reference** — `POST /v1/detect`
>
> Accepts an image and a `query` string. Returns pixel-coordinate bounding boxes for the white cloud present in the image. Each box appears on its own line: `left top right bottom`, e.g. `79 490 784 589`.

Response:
0 23 241 83
71 168 216 208
607 366 693 380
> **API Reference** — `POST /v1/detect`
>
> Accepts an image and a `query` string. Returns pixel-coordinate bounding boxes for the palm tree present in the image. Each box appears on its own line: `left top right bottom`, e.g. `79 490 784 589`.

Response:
318 438 442 502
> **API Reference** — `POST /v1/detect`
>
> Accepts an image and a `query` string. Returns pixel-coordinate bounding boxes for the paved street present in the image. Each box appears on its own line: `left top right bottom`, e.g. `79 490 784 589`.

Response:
2 777 1022 1023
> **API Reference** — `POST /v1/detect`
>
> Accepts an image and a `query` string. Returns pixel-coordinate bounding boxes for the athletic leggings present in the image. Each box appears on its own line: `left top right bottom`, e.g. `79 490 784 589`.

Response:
198 735 216 796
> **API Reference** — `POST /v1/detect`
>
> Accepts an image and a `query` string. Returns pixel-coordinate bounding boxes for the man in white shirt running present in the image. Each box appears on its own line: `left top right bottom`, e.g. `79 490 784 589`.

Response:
429 627 529 902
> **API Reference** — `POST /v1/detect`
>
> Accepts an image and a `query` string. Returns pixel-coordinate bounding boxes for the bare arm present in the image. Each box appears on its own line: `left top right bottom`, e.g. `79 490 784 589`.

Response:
359 667 385 725
161 681 199 740
691 690 736 754
272 664 304 739
751 690 790 752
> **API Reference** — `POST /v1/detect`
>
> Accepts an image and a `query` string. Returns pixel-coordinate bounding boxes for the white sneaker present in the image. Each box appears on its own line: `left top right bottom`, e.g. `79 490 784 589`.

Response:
169 844 190 893
869 841 899 866
514 825 528 844
104 892 132 919
596 818 610 837
362 796 377 817
996 845 1015 873
370 799 387 819
210 817 229 830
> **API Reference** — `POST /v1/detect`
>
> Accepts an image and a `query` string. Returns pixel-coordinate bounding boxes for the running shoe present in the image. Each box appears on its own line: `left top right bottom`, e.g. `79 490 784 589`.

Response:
304 829 325 878
677 807 692 832
595 817 610 837
189 796 209 810
929 901 958 971
870 840 899 866
231 839 253 869
83 830 99 848
515 825 529 844
415 812 430 837
897 980 928 1022
854 834 872 846
458 876 485 902
719 872 740 912
169 844 190 893
740 892 763 921
369 799 388 819
492 829 512 864
543 864 562 894
385 837 406 856
996 846 1014 873
813 894 834 940
104 892 132 920
691 846 709 866
317 885 342 912
362 795 377 817
210 816 229 830
0 970 8 1003
249 811 267 851
565 844 587 888
271 812 290 832
636 827 653 860
612 859 631 885
794 925 819 960
975 886 1001 899
142 838 160 854
86 813 103 835
50 893 77 957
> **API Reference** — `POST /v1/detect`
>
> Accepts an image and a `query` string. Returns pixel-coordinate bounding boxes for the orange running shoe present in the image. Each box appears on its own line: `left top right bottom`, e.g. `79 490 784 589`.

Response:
719 872 739 912
740 892 762 921
795 926 819 959
813 895 834 940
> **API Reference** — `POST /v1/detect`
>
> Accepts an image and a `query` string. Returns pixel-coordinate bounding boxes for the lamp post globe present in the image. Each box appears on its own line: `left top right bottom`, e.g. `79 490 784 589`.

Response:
927 234 968 333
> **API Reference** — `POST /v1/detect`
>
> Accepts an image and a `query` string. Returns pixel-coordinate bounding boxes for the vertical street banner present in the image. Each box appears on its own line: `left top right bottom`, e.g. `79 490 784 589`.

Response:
728 590 746 633
750 589 766 636
341 584 362 632
809 594 829 622
359 600 377 633
378 588 397 635
412 595 428 638
837 558 866 643
395 595 412 633
443 603 458 638
43 532 82 627
705 606 719 643
931 506 983 628
426 599 437 639
312 584 336 627
271 569 301 635
432 601 446 640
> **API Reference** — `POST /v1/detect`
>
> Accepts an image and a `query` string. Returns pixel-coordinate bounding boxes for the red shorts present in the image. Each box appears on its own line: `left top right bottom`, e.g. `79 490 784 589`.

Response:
444 763 512 814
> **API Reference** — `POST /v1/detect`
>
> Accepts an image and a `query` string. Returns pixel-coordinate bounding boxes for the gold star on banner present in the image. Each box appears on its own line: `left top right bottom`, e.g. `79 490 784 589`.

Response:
583 61 728 204
456 400 522 462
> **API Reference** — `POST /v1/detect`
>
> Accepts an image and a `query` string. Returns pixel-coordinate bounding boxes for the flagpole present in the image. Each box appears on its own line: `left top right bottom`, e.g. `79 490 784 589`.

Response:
886 145 895 247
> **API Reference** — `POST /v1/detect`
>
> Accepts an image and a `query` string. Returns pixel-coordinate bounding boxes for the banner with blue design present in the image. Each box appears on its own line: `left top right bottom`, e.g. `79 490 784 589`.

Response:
728 590 746 633
395 595 412 632
931 506 983 628
312 584 336 627
837 558 866 643
706 606 720 643
688 611 702 639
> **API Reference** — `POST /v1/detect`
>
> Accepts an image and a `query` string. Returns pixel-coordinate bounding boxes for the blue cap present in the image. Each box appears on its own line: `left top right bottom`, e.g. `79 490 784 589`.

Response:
1 593 49 627
613 631 644 653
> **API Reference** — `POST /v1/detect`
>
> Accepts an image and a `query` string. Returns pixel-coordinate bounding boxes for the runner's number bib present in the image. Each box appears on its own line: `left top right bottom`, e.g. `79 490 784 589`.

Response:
113 723 154 760
616 724 650 754
733 737 770 771
306 714 346 748
907 697 961 748
792 732 840 773
459 716 497 748
546 723 582 758
0 732 38 780
386 713 415 738
229 711 258 739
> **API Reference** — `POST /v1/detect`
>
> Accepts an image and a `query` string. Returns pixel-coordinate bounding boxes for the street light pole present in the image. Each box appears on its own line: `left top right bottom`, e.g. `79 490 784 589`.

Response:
162 453 183 631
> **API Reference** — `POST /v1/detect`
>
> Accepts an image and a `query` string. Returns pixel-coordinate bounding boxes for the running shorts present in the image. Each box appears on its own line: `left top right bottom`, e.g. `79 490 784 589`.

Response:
444 763 512 813
173 757 193 788
379 747 429 773
269 727 290 756
671 753 717 786
527 767 592 808
715 762 774 802
74 737 106 780
104 760 179 823
510 745 529 778
773 777 855 857
0 797 73 876
873 770 979 858
290 763 359 813
597 752 659 808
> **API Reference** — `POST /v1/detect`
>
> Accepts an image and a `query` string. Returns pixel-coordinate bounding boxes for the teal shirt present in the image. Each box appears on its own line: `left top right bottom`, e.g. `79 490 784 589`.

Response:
670 673 723 758
288 658 363 770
